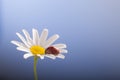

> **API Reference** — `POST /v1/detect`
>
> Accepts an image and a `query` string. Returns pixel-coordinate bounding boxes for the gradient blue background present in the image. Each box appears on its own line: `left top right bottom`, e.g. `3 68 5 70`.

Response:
0 0 120 80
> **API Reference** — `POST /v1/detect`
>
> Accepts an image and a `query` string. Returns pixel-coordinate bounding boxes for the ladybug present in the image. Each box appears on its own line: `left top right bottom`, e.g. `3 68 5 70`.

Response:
45 46 59 56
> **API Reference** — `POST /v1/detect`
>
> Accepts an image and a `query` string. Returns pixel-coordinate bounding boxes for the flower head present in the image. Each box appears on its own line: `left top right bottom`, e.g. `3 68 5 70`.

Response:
11 28 68 59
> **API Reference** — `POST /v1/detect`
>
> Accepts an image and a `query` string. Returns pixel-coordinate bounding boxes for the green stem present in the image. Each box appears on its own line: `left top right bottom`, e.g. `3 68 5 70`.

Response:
34 56 38 80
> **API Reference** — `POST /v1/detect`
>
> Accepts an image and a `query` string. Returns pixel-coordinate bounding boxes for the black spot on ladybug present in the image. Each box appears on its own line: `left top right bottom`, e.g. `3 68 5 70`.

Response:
45 46 59 56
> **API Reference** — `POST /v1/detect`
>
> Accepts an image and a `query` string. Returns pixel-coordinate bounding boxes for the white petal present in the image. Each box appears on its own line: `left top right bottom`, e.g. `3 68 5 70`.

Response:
37 54 44 59
57 54 65 59
59 49 68 53
45 54 56 59
16 32 30 48
16 47 30 53
23 53 33 59
39 29 48 46
11 40 26 47
32 28 39 45
22 29 33 45
44 34 59 48
53 44 67 49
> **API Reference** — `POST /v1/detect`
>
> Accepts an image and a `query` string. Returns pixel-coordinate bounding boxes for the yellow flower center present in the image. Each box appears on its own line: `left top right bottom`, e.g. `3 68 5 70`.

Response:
30 45 45 55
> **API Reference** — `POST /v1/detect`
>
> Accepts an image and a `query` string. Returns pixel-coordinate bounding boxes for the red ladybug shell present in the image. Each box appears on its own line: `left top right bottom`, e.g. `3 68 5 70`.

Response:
45 46 59 56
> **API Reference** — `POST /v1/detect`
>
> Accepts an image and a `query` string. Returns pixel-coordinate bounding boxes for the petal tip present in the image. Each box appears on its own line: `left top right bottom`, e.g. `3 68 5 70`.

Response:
57 54 65 59
32 28 35 30
22 29 26 32
43 29 48 32
23 55 28 59
40 56 44 59
16 32 18 35
32 28 37 32
11 41 14 43
64 44 67 48
23 53 33 59
56 34 59 38
65 50 68 53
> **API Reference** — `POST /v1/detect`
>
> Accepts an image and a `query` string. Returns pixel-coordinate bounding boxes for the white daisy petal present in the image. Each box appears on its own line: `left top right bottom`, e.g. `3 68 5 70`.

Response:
37 54 44 59
16 47 30 53
53 44 67 49
59 49 68 53
22 29 33 45
23 53 33 59
16 32 30 48
11 40 26 47
45 54 56 59
32 28 39 45
39 29 48 46
57 54 65 59
44 34 59 48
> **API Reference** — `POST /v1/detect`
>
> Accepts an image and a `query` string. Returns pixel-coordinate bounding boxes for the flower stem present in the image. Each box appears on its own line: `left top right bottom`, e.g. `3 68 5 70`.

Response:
34 56 38 80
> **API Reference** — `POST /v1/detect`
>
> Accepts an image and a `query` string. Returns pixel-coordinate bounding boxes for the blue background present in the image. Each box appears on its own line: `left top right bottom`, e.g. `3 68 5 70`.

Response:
0 0 120 80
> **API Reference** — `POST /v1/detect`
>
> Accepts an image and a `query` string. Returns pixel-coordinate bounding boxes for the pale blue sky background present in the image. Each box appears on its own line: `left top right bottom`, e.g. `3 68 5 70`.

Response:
0 0 120 80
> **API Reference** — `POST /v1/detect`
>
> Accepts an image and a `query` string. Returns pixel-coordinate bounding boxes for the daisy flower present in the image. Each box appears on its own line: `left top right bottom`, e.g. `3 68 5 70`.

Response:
11 28 68 59
11 28 68 80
